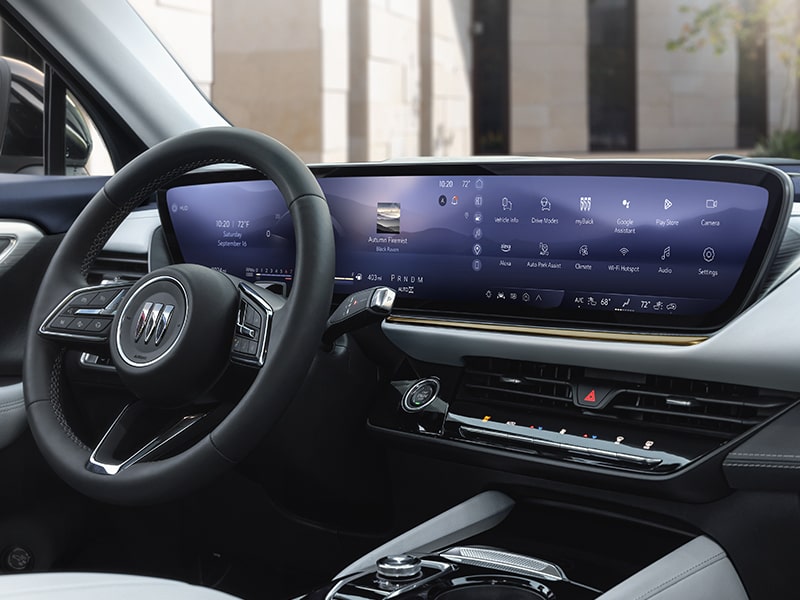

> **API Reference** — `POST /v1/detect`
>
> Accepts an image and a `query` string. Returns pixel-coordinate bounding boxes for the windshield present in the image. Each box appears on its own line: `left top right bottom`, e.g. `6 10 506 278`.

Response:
129 0 800 163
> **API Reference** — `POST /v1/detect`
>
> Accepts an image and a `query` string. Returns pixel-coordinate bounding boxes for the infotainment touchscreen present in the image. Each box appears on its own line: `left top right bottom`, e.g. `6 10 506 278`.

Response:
159 162 790 331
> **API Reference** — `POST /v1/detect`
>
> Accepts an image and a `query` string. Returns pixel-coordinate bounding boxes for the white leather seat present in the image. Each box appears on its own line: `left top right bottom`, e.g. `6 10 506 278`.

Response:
0 572 241 599
595 536 748 600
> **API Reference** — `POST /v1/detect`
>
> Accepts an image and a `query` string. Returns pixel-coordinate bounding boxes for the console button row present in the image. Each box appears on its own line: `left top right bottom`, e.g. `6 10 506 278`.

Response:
459 425 662 468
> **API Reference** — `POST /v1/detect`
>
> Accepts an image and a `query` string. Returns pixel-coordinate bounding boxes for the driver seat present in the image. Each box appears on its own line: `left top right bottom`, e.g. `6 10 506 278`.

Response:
0 572 241 599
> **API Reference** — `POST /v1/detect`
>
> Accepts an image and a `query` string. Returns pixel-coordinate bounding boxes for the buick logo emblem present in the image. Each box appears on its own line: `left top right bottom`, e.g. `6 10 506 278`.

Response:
134 301 175 346
115 275 186 369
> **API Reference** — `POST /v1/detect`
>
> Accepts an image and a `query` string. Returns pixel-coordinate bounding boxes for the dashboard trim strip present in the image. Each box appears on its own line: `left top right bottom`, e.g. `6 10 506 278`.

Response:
386 316 707 346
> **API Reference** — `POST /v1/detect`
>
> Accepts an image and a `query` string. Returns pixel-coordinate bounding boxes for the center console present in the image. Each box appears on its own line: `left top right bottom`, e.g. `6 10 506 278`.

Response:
300 492 747 600
309 548 598 600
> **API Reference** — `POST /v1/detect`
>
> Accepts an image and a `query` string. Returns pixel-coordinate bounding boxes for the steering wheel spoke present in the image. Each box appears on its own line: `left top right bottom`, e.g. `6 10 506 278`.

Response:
38 283 132 348
87 402 208 476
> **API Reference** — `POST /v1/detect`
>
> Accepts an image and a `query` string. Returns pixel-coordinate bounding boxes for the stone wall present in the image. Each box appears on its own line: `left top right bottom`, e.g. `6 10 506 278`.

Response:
509 0 588 154
212 0 327 161
427 0 472 157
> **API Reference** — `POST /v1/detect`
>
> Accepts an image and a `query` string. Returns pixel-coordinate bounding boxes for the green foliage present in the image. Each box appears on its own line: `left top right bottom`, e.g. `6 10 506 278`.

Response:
667 0 786 60
668 1 800 132
751 130 800 158
666 2 740 54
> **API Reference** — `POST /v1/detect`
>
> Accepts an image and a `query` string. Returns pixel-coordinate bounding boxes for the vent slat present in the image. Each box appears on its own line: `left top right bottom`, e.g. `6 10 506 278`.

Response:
613 404 762 427
609 389 789 437
464 383 572 404
621 390 788 411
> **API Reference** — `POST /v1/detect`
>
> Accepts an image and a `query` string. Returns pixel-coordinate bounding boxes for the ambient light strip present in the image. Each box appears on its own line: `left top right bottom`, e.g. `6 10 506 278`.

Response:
386 316 708 346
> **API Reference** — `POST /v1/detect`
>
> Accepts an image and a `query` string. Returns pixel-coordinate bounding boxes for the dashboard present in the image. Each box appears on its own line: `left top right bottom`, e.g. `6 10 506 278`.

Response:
151 159 799 486
159 161 790 333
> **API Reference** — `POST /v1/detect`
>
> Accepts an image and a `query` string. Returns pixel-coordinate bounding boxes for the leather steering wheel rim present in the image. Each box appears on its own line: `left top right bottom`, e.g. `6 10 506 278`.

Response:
23 127 334 505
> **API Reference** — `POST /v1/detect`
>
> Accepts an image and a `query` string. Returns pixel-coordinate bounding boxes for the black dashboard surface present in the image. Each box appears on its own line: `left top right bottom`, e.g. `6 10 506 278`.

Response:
159 161 791 333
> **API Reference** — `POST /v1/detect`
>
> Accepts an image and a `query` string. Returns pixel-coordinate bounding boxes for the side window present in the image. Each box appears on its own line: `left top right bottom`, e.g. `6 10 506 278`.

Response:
0 22 113 176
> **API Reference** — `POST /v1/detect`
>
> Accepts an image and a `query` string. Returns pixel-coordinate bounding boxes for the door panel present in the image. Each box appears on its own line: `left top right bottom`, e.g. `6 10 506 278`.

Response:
0 174 107 233
0 175 107 371
0 175 106 449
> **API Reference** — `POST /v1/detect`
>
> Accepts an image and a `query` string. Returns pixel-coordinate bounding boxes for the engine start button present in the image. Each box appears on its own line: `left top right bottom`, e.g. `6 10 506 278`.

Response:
402 378 440 412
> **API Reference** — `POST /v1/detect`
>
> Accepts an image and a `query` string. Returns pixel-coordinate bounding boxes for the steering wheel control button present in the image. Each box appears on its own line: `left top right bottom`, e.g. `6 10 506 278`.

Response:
40 284 133 343
402 378 440 412
88 318 112 333
376 555 422 580
244 304 262 328
239 323 256 339
67 318 90 331
49 315 73 330
72 292 97 307
90 290 116 307
231 284 273 367
232 336 248 353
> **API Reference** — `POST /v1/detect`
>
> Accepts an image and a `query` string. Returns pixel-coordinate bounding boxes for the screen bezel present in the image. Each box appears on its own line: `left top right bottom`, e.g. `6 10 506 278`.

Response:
157 160 792 333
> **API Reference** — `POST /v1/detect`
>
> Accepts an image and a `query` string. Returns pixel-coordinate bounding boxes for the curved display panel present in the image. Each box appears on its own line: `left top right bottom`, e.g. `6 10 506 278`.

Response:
159 161 791 332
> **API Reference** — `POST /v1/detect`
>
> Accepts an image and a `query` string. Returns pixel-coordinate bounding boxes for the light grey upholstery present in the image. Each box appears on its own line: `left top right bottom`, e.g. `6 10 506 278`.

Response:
0 382 25 449
596 536 748 600
0 572 240 599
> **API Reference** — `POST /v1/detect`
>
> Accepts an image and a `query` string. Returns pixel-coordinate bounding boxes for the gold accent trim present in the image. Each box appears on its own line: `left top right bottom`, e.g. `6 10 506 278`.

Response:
386 316 707 346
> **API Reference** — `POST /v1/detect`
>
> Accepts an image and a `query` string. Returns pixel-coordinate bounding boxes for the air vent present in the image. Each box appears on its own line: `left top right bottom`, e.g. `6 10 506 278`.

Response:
459 357 574 411
87 250 148 284
608 388 791 439
456 357 796 442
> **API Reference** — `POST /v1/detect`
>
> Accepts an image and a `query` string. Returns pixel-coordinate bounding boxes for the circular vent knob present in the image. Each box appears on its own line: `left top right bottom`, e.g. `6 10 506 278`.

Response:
376 555 422 580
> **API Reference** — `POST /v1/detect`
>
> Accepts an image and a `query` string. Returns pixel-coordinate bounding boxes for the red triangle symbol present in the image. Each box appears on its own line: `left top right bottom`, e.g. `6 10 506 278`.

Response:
584 389 597 403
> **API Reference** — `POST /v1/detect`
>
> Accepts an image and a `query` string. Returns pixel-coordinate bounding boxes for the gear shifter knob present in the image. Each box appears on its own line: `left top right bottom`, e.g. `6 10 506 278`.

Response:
322 286 395 350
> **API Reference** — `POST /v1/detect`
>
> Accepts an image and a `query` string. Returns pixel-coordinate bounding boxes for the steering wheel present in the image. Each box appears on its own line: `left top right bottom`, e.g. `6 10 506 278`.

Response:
23 127 334 505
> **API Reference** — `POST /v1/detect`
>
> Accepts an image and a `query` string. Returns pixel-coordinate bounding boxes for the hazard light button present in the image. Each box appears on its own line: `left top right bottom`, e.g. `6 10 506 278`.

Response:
575 383 615 409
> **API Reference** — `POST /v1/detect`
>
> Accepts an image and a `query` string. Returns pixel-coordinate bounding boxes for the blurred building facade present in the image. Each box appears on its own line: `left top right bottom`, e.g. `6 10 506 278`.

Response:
131 0 800 162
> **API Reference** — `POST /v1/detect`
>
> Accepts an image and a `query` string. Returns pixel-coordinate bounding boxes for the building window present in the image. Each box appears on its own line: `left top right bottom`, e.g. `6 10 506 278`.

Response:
472 0 509 155
736 1 767 147
588 0 636 151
